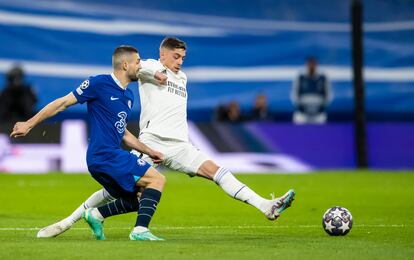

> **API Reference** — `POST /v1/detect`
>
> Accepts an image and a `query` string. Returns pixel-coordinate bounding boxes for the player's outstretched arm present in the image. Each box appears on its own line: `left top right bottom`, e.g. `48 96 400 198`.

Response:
123 129 164 163
10 93 78 138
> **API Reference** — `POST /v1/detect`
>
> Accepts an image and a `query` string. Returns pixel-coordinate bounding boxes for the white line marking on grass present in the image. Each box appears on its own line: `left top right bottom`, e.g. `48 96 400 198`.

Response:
0 224 408 231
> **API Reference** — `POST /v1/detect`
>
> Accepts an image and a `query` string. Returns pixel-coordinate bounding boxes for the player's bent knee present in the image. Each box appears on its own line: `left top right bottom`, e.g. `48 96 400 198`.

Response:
153 172 166 186
197 160 220 179
142 168 166 191
149 174 165 191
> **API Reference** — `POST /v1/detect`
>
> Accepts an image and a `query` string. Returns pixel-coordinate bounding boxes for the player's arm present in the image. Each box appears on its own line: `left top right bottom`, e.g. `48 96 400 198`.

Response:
10 93 77 138
123 129 164 163
153 71 168 85
138 60 167 85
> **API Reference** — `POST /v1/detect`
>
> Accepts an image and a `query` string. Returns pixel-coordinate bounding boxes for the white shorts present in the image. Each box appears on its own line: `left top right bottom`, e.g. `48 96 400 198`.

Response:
131 133 209 176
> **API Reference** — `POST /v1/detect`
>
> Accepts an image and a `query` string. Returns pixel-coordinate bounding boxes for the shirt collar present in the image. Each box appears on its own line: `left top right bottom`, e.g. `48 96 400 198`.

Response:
159 59 183 77
111 73 126 90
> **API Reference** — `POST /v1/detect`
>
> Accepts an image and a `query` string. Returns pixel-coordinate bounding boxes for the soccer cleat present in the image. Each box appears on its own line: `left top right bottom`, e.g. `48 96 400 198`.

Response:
37 219 73 238
129 230 165 241
82 208 105 240
265 189 295 220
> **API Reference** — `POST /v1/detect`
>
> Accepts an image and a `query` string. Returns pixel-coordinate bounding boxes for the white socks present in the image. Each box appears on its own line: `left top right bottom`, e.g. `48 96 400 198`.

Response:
133 226 149 233
90 208 104 221
66 189 114 224
213 167 270 213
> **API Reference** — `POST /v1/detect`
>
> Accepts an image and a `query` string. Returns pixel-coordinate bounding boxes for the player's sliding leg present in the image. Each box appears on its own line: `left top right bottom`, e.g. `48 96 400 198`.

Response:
37 188 114 238
197 160 295 220
83 168 165 241
83 196 140 240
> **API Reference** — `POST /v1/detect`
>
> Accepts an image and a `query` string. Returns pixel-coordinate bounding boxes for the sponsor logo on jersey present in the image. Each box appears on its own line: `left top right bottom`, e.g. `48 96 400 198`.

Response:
110 96 119 101
166 81 187 98
114 111 127 133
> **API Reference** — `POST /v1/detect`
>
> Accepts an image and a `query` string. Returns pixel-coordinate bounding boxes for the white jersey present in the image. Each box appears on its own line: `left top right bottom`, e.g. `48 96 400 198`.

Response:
138 59 189 142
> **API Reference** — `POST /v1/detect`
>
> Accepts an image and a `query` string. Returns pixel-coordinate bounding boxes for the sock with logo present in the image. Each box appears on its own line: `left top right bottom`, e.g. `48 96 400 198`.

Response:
135 188 162 228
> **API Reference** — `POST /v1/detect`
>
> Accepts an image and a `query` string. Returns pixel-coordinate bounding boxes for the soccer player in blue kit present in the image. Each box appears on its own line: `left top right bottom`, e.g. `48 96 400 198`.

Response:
10 46 166 241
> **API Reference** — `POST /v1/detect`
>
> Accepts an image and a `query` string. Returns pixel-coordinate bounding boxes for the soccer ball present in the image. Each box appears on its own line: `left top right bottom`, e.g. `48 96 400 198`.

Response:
322 206 353 236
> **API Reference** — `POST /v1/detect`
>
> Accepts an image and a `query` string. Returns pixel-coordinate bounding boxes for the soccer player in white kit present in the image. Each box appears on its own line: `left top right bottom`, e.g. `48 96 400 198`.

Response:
37 37 295 238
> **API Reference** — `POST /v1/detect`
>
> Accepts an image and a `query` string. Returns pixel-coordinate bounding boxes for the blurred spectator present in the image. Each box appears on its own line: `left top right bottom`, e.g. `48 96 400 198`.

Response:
214 104 228 121
251 93 271 121
214 101 244 122
291 57 332 124
0 66 37 122
227 101 242 122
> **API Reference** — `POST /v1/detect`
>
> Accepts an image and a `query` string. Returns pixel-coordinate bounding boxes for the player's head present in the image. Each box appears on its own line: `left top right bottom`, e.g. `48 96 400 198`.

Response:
306 56 317 75
112 45 141 82
159 37 186 74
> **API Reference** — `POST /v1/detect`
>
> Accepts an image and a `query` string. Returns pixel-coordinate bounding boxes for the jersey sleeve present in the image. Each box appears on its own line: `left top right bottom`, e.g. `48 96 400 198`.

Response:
138 59 165 81
72 77 98 104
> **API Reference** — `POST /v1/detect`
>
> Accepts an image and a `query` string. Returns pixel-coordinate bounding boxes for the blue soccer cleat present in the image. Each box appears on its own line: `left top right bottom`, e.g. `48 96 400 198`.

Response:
82 208 105 240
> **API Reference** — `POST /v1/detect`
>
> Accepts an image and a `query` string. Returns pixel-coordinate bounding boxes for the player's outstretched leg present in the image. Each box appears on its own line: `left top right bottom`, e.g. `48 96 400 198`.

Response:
82 195 141 240
265 189 295 220
37 189 114 238
82 208 105 240
198 161 295 220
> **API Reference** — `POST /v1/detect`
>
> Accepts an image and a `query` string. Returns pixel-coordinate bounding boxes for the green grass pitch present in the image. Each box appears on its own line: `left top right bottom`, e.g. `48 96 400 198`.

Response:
0 171 413 259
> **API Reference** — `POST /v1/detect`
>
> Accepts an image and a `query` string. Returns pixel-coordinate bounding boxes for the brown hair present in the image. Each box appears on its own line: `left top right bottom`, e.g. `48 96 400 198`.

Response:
160 37 186 50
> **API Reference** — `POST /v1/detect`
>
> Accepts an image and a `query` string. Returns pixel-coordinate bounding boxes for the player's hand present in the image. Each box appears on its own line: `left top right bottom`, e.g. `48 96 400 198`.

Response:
136 186 145 199
148 149 164 164
10 121 32 138
154 71 168 85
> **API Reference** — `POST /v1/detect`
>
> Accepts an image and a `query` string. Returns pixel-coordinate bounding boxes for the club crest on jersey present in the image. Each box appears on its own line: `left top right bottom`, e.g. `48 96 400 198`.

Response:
137 158 146 166
128 100 132 109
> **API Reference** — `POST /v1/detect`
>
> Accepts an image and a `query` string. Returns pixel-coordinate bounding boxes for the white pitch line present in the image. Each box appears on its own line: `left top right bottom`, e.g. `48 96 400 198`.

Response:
0 224 408 231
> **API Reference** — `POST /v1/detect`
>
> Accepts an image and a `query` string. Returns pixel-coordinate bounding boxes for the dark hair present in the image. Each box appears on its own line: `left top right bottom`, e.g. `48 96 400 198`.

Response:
160 37 186 50
6 65 24 83
112 45 138 69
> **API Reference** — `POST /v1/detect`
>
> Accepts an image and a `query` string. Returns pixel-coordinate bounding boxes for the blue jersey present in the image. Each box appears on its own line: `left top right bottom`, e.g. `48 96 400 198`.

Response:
72 74 136 170
72 73 151 195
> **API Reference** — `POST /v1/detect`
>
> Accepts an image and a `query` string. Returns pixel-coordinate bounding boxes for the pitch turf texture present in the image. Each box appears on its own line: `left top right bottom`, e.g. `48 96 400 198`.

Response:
0 171 413 260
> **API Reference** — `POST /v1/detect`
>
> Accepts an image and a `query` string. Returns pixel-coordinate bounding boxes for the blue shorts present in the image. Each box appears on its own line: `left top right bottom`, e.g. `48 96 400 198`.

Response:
88 151 151 198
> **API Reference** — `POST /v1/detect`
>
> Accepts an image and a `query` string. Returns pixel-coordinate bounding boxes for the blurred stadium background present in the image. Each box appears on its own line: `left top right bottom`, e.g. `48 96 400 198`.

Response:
0 0 413 172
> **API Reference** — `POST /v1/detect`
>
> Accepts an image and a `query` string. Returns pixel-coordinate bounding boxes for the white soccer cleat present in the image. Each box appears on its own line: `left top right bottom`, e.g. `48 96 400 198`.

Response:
265 189 295 221
36 219 73 238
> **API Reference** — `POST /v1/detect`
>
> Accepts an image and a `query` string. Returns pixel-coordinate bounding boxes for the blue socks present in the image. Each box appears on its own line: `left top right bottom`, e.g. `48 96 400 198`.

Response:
97 196 140 218
95 188 162 229
135 188 162 228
